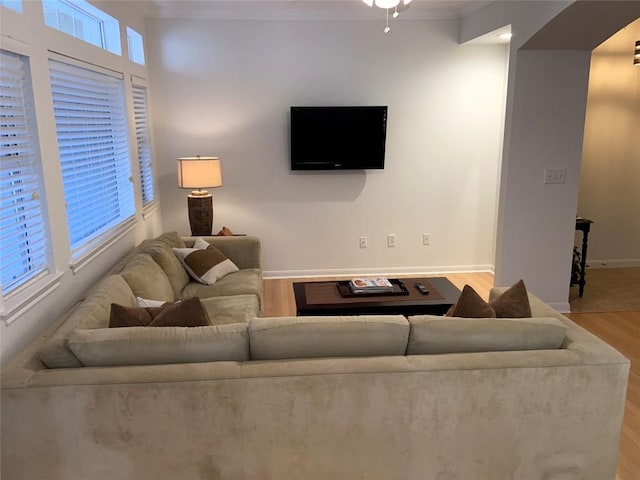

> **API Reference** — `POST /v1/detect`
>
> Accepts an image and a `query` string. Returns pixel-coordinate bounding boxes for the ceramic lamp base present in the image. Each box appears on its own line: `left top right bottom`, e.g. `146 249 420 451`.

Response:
187 194 213 236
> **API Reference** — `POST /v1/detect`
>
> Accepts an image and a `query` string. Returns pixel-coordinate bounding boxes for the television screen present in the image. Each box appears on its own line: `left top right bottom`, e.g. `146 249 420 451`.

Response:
290 106 388 170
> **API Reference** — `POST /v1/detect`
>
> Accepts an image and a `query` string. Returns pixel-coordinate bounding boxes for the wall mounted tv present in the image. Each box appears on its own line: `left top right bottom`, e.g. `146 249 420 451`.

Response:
290 106 388 170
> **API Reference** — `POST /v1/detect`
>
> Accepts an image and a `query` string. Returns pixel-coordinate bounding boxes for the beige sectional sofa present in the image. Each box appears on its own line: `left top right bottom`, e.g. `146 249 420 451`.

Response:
0 233 630 480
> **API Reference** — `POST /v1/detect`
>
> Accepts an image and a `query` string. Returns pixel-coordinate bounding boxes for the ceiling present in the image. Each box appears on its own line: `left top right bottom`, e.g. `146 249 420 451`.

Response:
144 0 493 21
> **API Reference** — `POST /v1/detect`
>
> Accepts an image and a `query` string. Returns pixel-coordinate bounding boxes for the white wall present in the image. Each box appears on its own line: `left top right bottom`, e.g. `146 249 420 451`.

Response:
462 1 638 310
578 18 640 267
495 49 591 310
0 1 163 365
147 18 508 276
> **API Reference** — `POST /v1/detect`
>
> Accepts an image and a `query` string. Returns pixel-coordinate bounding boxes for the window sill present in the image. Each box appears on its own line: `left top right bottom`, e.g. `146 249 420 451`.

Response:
1 271 65 326
70 217 137 274
142 200 159 220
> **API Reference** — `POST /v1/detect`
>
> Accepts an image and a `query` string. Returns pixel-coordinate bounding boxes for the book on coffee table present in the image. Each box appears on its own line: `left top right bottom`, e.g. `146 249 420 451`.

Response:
349 277 394 293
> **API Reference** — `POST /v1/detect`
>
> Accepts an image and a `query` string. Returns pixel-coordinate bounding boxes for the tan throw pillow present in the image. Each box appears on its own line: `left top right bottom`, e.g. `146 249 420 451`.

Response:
216 226 234 236
490 279 532 318
109 297 210 328
173 244 239 285
446 285 496 318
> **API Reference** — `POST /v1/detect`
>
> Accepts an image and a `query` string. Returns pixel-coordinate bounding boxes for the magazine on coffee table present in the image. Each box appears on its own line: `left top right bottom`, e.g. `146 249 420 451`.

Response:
336 278 409 297
349 277 394 293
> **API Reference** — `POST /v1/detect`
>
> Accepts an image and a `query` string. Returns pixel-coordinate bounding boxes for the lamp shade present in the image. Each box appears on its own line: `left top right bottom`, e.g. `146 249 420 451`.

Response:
177 156 222 189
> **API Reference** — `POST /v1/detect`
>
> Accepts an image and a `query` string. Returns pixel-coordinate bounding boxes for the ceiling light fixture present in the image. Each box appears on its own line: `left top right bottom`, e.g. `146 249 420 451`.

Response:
362 0 412 33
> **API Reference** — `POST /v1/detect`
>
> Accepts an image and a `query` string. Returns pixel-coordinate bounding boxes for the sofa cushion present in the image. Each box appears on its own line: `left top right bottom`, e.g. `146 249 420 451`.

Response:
181 268 263 305
139 232 189 298
173 244 239 285
37 275 136 368
68 323 249 367
109 297 210 328
119 253 175 303
406 315 567 355
200 294 260 325
249 315 410 360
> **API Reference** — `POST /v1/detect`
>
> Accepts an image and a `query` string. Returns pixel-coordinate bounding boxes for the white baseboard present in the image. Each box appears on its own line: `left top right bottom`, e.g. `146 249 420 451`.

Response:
263 265 495 279
549 302 571 314
586 259 640 269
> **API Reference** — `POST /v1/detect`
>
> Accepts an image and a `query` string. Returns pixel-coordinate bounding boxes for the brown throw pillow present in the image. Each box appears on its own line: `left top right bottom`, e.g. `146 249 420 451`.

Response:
172 245 239 285
446 285 496 318
109 297 210 328
490 279 532 318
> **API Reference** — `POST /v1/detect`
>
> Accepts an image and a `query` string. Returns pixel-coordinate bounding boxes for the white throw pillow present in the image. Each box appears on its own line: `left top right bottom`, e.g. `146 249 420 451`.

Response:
193 237 210 249
136 297 180 308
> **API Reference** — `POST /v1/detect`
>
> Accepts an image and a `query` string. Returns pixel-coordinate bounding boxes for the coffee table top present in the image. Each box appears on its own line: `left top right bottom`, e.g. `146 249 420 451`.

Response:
293 277 461 317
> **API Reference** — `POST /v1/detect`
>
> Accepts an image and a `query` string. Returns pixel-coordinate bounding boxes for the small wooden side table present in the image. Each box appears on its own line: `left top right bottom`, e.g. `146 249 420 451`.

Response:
573 217 593 297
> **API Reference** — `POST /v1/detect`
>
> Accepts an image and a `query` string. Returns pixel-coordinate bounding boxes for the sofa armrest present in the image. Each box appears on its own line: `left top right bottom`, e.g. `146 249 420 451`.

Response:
182 235 262 270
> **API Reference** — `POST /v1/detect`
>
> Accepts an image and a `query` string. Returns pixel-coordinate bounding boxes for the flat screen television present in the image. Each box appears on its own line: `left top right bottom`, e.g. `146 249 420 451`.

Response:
290 106 388 170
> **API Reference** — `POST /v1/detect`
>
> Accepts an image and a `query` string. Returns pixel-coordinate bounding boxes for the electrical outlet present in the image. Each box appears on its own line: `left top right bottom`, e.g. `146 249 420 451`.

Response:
359 236 367 249
387 234 396 247
423 233 431 246
544 168 567 184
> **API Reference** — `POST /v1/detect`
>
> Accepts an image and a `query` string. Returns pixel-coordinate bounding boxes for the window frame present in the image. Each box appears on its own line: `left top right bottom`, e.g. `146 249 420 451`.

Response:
42 0 122 56
126 27 145 66
48 53 136 268
131 76 156 210
0 0 22 13
0 44 60 324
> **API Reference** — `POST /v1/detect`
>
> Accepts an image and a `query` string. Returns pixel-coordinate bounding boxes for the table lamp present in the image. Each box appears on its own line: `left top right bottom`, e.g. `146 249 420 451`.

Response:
177 156 222 236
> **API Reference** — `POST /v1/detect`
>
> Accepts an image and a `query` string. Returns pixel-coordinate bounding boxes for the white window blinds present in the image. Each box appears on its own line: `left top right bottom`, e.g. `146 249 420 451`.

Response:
49 58 134 253
1 50 50 295
132 82 154 205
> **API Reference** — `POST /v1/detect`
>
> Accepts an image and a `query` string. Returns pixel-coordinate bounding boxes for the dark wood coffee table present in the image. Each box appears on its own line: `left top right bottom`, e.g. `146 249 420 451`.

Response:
293 277 461 316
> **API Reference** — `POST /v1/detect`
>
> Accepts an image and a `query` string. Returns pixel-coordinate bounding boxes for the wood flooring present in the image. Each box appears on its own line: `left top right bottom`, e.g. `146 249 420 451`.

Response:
263 272 639 480
566 311 640 480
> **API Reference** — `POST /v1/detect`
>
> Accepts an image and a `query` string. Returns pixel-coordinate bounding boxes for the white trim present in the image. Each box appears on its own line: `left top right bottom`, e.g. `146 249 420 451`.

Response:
586 259 640 269
142 200 159 219
263 264 495 279
549 302 571 314
131 74 147 85
1 271 64 325
0 33 31 55
48 50 124 79
69 217 137 274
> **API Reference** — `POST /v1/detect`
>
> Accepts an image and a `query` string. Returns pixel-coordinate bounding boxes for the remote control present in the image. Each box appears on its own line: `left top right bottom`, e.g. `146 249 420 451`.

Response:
415 283 430 295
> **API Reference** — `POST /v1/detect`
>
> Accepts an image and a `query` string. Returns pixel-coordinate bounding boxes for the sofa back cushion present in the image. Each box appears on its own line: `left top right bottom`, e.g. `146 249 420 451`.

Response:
119 253 175 302
138 232 189 297
37 275 136 368
68 323 249 367
406 315 567 355
249 315 409 361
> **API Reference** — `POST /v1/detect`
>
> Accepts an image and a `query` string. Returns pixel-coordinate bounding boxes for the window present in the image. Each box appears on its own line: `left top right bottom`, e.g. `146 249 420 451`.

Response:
0 0 22 13
49 58 134 256
127 27 145 65
0 50 50 296
43 0 121 56
132 81 155 205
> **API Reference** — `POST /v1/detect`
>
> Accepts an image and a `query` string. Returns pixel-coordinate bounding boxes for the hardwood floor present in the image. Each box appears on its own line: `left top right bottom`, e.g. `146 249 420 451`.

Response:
263 272 639 479
566 311 640 480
